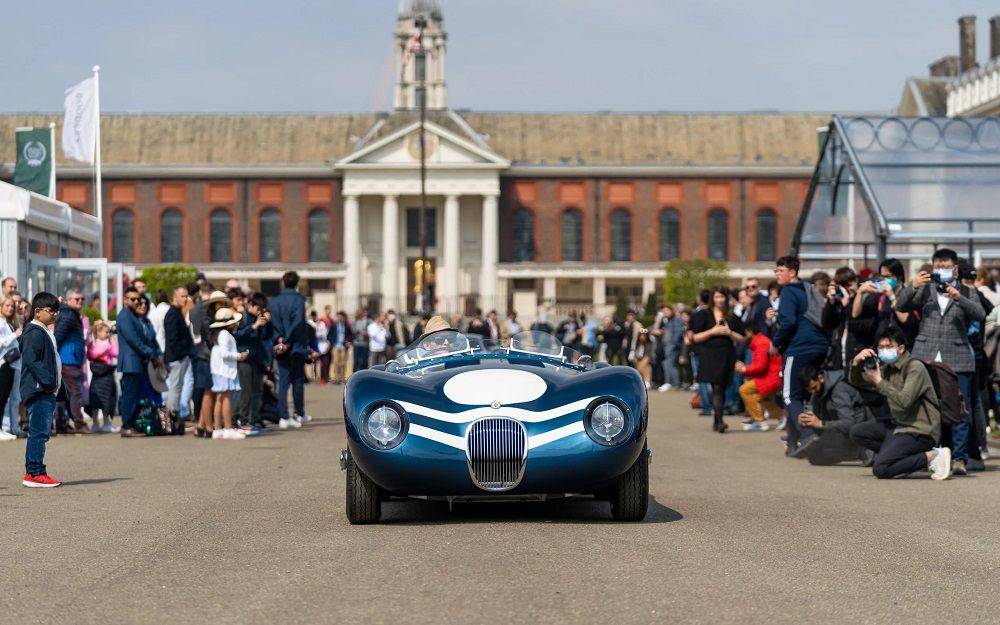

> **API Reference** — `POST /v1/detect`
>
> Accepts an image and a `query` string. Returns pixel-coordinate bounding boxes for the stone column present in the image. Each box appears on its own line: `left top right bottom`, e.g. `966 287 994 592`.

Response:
381 195 399 311
443 194 460 313
342 194 360 311
480 194 499 312
642 277 656 301
593 277 607 307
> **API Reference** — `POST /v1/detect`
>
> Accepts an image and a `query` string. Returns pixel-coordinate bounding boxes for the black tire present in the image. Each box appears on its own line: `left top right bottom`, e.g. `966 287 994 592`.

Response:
609 444 649 521
345 451 382 524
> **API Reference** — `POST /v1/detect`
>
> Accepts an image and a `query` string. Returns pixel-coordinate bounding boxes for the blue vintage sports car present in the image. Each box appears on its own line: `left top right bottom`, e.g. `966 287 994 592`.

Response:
340 330 650 523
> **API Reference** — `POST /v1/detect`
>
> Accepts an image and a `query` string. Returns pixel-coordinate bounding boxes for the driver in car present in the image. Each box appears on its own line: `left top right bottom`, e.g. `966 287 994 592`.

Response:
417 316 458 357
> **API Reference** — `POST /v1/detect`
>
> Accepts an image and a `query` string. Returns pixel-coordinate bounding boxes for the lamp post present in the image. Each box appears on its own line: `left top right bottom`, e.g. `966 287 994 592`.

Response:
415 17 431 314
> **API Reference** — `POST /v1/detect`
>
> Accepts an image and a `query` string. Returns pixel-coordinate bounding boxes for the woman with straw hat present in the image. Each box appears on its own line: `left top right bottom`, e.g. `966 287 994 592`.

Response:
207 307 249 440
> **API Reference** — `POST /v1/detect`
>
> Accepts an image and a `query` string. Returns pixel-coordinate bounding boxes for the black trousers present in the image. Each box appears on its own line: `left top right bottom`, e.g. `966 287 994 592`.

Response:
233 362 263 425
871 432 934 479
807 429 867 466
849 419 890 452
0 362 15 421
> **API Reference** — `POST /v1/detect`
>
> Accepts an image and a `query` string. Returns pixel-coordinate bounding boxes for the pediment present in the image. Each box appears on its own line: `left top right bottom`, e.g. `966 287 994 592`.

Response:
335 121 509 169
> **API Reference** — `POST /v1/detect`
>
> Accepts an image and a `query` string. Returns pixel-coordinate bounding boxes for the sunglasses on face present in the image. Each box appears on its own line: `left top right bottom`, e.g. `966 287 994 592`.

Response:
41 308 60 316
423 335 453 347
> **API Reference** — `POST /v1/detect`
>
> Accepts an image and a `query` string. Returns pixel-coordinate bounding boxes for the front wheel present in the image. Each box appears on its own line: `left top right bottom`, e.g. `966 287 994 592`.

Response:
345 451 382 524
609 444 649 521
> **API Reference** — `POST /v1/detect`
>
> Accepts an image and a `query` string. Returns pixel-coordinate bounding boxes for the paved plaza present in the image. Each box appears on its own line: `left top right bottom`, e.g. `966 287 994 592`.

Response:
1 383 998 624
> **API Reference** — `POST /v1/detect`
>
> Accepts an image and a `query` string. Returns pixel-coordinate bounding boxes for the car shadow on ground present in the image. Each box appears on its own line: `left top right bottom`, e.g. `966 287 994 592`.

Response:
378 494 681 526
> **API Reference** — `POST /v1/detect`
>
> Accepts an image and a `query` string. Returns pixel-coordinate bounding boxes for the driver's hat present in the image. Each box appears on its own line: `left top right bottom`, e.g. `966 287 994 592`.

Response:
419 315 455 341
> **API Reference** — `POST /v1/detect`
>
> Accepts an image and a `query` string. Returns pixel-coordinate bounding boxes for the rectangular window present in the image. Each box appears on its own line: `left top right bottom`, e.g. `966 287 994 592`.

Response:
406 207 437 248
415 54 426 82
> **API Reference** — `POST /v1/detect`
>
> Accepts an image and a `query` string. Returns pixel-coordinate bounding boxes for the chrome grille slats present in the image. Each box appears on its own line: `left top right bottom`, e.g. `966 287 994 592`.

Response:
465 417 527 491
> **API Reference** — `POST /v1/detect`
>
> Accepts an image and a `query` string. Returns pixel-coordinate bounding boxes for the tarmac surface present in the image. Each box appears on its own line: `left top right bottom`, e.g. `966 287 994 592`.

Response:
1 381 999 624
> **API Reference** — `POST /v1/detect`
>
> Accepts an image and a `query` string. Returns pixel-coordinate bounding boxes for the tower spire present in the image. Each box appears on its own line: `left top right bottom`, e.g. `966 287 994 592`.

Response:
394 1 447 111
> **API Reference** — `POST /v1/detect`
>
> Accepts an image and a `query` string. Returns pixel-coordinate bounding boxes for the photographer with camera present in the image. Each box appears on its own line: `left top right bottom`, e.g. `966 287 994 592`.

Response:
848 327 951 480
792 365 873 465
894 248 984 475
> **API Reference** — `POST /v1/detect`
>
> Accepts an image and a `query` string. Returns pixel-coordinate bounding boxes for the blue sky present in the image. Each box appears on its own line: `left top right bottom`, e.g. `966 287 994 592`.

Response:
3 0 998 113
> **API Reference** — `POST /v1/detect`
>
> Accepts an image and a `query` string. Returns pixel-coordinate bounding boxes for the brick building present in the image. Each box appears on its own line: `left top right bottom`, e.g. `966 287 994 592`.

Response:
0 0 829 320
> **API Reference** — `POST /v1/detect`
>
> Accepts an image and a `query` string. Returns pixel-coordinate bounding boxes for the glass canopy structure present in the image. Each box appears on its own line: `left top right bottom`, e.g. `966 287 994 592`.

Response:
792 115 1000 267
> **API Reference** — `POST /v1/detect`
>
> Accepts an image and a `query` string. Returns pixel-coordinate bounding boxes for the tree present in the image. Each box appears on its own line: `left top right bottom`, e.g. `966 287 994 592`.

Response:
644 292 658 317
139 265 200 298
663 259 729 308
615 290 629 321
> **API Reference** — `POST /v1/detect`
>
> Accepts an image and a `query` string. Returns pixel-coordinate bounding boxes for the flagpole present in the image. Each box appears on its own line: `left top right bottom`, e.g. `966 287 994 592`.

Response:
92 65 103 261
48 123 56 200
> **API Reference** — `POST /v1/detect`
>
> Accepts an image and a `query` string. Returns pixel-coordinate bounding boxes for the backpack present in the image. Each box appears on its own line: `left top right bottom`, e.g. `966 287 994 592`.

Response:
906 360 963 425
802 285 826 330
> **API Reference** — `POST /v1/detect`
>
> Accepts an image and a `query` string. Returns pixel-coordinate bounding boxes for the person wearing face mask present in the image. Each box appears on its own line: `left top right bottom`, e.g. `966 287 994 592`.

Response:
849 259 919 352
894 248 985 476
848 327 951 480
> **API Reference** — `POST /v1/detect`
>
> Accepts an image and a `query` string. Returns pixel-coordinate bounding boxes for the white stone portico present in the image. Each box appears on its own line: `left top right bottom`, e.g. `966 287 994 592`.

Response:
335 120 510 315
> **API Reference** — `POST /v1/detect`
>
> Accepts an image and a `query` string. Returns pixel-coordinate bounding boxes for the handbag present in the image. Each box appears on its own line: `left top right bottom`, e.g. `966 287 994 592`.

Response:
1 347 20 364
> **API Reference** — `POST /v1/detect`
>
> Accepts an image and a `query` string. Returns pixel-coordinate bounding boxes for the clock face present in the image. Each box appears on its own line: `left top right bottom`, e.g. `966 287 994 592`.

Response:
407 132 438 161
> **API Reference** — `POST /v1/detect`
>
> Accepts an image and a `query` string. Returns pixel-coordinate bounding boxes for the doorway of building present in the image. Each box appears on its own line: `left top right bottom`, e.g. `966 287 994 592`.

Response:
406 257 437 314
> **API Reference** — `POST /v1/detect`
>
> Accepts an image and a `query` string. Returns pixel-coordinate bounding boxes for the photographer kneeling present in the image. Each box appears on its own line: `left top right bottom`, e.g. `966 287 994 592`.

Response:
848 327 951 480
793 365 873 465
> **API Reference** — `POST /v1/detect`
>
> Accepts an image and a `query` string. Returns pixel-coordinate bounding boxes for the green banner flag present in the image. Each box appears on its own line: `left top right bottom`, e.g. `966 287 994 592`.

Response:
13 127 54 197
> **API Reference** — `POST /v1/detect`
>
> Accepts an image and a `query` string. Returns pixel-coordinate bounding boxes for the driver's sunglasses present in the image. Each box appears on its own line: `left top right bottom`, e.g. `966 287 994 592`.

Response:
424 334 453 347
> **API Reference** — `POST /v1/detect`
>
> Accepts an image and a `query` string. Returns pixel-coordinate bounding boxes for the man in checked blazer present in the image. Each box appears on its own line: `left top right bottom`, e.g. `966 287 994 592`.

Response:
894 248 985 475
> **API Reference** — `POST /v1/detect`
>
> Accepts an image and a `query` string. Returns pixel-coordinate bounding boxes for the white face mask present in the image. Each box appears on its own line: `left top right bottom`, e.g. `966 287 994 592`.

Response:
935 268 954 284
878 348 900 364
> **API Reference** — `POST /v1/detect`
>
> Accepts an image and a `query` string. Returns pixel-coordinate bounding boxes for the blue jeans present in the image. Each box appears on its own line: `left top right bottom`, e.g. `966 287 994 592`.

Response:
120 373 141 431
782 351 827 450
353 345 369 373
25 393 56 477
179 362 194 418
663 346 680 387
953 372 973 462
277 357 305 420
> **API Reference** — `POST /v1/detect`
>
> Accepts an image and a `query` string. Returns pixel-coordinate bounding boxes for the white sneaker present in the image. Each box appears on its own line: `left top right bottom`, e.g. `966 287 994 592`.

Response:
743 421 770 432
279 418 302 430
657 384 672 393
645 381 652 390
211 429 224 439
0 430 16 442
221 428 246 440
775 416 787 431
929 446 952 480
297 413 313 423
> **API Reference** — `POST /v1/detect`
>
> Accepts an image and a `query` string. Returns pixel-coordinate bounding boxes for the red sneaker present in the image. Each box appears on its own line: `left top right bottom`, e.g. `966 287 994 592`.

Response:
22 473 62 488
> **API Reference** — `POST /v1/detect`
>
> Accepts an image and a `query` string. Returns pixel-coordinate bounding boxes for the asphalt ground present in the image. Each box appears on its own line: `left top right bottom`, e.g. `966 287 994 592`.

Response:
1 382 999 624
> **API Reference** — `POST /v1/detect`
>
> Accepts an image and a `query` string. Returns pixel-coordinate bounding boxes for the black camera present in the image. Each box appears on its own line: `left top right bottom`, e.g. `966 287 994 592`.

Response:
930 272 948 293
863 355 878 370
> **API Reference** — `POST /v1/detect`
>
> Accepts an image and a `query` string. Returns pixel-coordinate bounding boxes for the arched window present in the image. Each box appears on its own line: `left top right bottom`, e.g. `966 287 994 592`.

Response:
209 208 232 263
561 209 583 261
512 208 535 262
308 208 331 263
756 208 778 262
707 208 729 261
610 208 631 261
111 209 134 263
160 208 184 263
258 208 282 263
658 209 680 261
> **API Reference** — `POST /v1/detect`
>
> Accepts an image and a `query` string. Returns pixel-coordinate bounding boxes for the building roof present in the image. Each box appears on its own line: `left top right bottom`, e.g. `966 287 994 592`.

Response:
896 78 950 116
0 111 831 169
398 0 443 19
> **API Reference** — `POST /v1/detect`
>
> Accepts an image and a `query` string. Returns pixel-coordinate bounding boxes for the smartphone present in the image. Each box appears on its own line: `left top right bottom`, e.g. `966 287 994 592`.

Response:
718 320 728 327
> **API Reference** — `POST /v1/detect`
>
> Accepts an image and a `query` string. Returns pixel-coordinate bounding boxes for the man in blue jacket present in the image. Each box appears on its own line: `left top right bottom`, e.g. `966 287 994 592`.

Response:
769 256 830 456
269 271 311 429
233 292 271 432
53 288 91 434
117 286 163 437
20 292 64 487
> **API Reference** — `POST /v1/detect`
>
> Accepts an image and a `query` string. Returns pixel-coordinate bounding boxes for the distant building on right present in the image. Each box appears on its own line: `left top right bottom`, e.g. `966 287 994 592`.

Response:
899 14 1000 117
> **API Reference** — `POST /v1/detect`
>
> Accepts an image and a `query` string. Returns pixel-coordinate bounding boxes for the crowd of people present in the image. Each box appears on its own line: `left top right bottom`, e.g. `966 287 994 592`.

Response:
4 250 999 486
0 271 319 487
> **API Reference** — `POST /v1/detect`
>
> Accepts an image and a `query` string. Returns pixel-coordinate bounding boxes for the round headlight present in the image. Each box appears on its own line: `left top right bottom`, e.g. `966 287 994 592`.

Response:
359 403 408 450
584 399 631 446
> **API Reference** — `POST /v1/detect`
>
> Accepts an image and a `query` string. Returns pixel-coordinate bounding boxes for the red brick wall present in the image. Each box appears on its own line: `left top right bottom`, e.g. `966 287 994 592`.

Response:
500 177 808 264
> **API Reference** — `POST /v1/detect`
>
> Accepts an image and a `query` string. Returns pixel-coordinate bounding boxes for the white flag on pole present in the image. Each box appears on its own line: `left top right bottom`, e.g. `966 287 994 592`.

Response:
62 77 97 163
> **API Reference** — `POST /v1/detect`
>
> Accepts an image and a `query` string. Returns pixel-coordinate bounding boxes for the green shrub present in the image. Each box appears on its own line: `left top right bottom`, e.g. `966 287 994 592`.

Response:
80 307 103 324
615 290 629 321
140 265 200 297
663 259 729 307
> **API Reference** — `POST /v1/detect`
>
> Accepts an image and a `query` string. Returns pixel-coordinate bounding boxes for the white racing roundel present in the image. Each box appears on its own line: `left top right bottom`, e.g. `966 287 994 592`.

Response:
442 370 547 406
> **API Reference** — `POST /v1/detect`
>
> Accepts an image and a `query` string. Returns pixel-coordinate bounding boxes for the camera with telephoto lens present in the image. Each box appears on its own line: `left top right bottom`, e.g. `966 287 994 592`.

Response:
863 355 878 370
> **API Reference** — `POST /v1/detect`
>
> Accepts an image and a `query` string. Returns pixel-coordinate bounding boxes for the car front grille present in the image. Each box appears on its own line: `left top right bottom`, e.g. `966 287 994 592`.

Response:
465 417 528 491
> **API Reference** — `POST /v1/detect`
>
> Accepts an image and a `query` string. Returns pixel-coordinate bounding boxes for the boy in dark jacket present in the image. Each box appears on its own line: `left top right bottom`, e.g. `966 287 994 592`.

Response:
20 292 63 487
